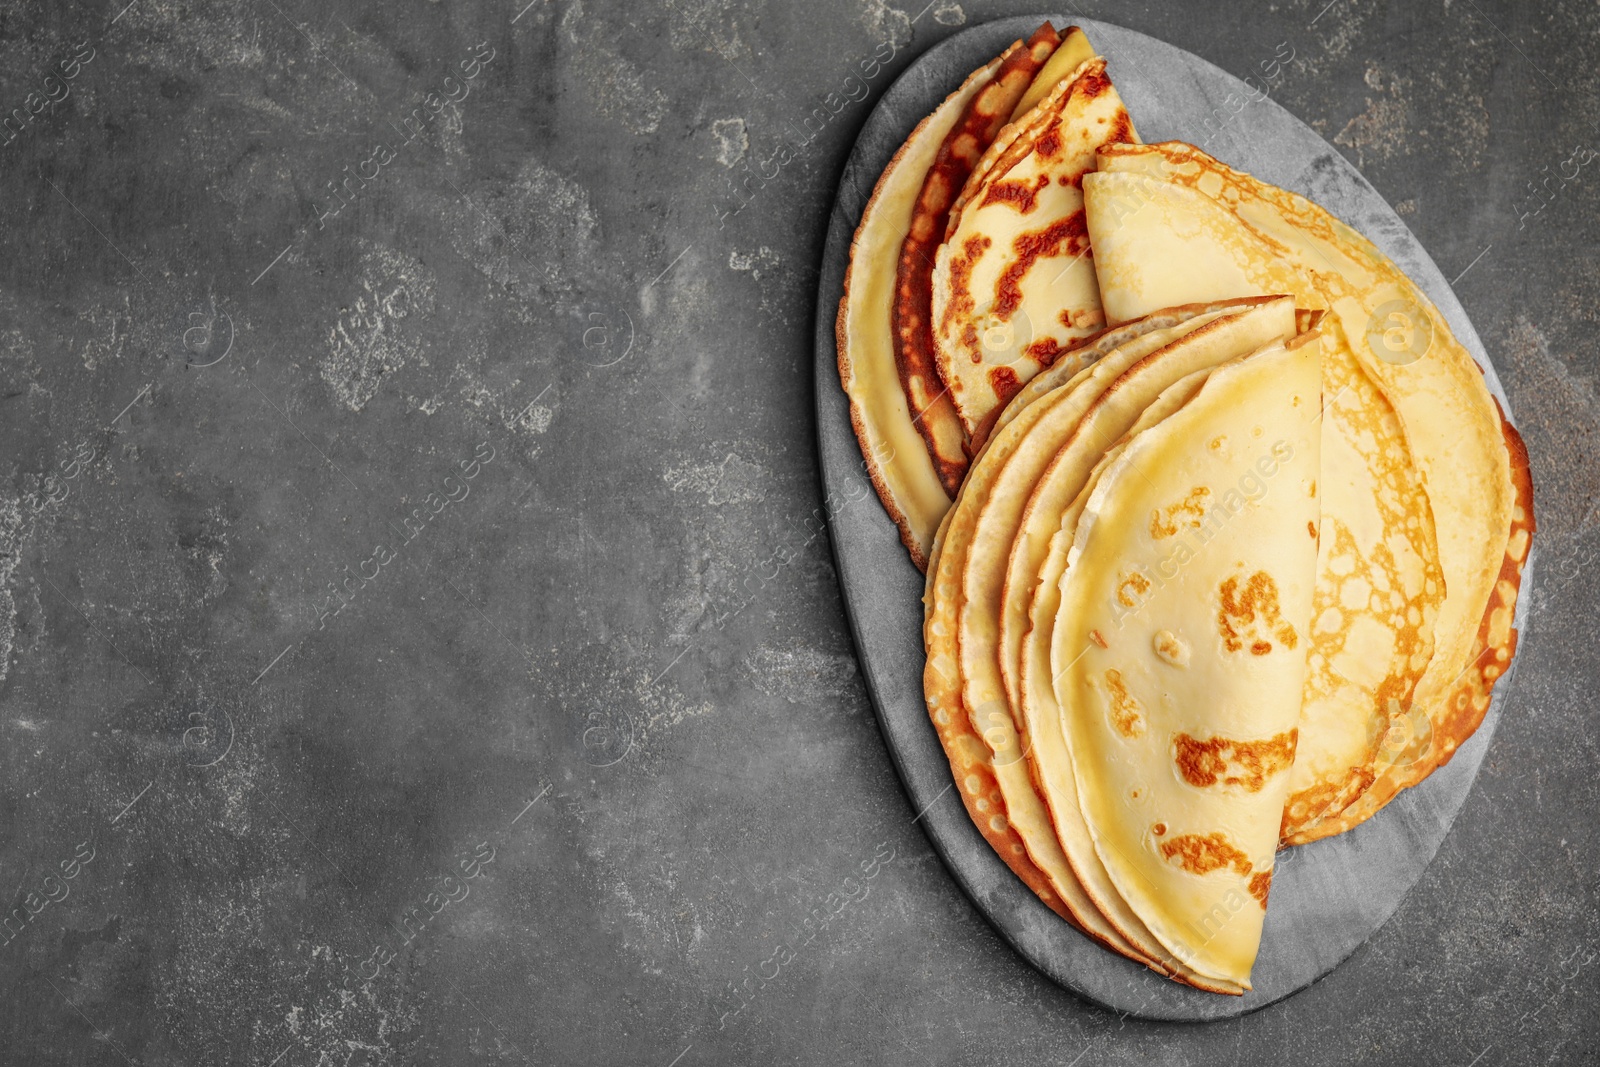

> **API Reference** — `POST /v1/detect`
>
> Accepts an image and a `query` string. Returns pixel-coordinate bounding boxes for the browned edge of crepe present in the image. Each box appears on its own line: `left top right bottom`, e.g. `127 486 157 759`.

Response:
1287 395 1534 843
891 24 1062 496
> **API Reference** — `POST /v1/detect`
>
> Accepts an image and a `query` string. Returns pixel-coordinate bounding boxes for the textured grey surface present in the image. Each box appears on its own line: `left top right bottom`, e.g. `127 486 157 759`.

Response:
0 0 1592 1063
816 13 1525 1021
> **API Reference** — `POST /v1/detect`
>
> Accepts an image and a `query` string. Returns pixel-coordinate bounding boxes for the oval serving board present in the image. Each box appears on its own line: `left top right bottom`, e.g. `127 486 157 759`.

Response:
814 15 1532 1021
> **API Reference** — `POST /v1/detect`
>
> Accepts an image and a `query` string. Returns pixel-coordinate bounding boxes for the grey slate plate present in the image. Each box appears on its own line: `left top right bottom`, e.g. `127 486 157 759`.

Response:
813 16 1533 1020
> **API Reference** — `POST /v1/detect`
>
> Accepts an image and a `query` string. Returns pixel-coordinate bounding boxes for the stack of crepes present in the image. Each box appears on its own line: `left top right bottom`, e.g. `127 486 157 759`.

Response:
835 24 1533 992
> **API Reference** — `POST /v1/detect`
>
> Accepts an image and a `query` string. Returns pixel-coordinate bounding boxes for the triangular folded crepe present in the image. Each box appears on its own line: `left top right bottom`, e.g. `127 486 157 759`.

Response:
1078 143 1531 840
931 57 1136 438
964 298 1296 736
838 26 1132 570
1054 334 1323 986
926 299 1301 992
1019 363 1218 983
894 25 1062 497
1008 26 1096 122
837 49 1002 570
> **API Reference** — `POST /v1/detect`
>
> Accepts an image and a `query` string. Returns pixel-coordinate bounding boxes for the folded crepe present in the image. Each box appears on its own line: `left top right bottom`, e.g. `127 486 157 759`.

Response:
837 46 1012 571
1082 142 1532 841
925 298 1306 992
1018 363 1219 982
1053 332 1323 987
837 26 1136 570
931 56 1135 439
893 23 1063 497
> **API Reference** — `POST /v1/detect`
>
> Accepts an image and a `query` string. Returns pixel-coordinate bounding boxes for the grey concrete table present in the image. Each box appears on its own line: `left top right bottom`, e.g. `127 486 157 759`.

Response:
0 0 1593 1064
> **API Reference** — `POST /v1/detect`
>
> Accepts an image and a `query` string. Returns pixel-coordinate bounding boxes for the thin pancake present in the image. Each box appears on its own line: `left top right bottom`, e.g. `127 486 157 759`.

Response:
1090 143 1533 838
929 304 1293 992
1009 25 1096 122
931 57 1136 435
836 51 1004 569
923 484 1082 927
1055 334 1322 988
925 362 1147 955
1093 145 1529 821
978 304 1302 989
1084 149 1458 839
1019 365 1226 986
893 25 1060 495
995 297 1291 711
964 298 1297 740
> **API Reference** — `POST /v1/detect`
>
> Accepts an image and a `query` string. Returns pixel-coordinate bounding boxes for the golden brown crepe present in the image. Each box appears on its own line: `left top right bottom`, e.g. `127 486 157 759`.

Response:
1017 364 1221 983
1054 332 1322 987
837 49 1005 570
931 57 1136 436
995 300 1289 712
965 299 1297 741
894 24 1061 496
922 505 1084 925
838 28 1139 570
1085 161 1442 837
1007 26 1095 122
927 301 1306 992
1082 142 1529 840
